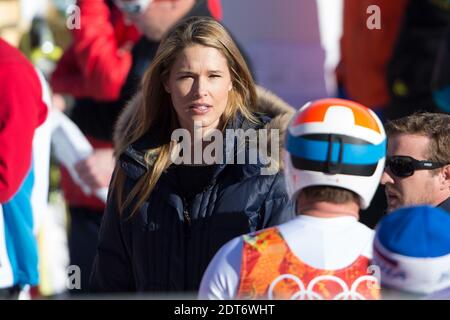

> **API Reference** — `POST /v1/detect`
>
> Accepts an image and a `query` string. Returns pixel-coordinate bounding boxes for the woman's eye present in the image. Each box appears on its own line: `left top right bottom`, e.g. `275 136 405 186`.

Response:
209 74 221 78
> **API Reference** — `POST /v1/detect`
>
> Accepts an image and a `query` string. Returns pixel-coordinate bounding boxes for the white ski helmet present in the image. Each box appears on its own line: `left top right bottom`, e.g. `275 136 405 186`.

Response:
284 98 386 209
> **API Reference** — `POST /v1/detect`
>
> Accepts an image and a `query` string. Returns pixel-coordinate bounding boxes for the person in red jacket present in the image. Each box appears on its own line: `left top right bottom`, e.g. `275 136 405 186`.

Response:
336 0 408 114
0 39 47 203
50 0 222 294
0 38 48 298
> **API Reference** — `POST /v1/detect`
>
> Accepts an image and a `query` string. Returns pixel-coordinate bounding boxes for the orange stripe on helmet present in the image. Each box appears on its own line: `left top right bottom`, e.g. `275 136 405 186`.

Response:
293 98 381 133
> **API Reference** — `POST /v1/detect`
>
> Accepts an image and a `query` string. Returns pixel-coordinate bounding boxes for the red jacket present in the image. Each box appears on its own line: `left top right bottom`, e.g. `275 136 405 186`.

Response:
51 0 222 210
51 0 141 101
337 0 408 109
51 1 141 209
0 38 48 203
51 0 222 101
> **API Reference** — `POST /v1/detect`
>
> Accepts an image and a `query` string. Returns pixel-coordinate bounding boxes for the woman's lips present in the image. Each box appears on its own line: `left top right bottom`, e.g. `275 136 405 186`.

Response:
189 104 212 115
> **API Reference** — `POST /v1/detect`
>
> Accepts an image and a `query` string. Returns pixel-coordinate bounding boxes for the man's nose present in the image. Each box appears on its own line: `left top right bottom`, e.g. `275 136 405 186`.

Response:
380 169 394 185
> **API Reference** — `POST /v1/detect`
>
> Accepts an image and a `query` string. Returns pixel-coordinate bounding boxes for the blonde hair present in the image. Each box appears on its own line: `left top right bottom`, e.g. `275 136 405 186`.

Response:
113 16 258 216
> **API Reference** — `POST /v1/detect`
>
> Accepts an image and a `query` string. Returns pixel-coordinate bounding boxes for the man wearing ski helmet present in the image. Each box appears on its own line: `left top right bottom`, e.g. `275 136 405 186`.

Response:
199 98 386 300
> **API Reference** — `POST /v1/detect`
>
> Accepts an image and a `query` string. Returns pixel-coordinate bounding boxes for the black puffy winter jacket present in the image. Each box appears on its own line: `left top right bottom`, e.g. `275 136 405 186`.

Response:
90 88 296 293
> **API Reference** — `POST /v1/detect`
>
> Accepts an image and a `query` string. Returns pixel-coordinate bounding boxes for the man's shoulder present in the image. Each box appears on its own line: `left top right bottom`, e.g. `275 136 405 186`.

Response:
0 41 40 88
242 226 280 242
0 39 31 68
354 220 376 235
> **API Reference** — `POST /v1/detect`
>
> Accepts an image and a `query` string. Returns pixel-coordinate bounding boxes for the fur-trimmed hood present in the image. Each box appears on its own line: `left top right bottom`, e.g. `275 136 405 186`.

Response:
113 86 296 171
92 87 296 294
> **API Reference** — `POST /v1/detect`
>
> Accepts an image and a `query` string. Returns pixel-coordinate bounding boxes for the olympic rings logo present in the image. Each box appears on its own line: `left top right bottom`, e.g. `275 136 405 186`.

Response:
267 273 379 300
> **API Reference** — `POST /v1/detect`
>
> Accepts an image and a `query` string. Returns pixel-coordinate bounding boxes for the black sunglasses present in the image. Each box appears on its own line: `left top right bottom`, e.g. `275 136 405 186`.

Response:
385 155 447 178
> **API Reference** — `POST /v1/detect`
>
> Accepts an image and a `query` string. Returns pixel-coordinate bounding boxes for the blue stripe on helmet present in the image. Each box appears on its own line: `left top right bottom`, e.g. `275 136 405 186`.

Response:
286 133 386 165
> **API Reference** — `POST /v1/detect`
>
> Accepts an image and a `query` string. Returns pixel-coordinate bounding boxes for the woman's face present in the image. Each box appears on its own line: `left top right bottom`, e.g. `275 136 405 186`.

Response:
165 44 233 135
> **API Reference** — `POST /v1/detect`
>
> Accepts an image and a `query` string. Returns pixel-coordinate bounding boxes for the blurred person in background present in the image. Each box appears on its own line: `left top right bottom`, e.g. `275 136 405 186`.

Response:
386 0 450 120
0 0 74 299
430 21 450 114
0 37 48 299
90 16 295 294
50 0 222 294
337 0 450 119
336 0 408 229
336 0 408 117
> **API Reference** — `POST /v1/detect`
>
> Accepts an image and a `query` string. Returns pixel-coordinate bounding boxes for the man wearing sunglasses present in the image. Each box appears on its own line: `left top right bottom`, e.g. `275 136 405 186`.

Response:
381 112 450 213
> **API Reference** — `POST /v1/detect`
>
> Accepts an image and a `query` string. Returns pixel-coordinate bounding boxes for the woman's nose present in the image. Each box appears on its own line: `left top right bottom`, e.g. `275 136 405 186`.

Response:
192 77 208 98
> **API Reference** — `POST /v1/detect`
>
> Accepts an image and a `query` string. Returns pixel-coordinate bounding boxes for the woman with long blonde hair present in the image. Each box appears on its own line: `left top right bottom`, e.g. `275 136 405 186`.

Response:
90 16 295 293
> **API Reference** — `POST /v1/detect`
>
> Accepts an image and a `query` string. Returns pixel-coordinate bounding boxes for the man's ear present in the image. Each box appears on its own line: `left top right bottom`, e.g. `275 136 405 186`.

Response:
443 165 450 189
438 164 450 191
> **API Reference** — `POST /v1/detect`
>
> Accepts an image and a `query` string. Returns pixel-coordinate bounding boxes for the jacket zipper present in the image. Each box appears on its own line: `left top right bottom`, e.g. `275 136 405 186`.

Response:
180 179 215 290
182 197 191 227
182 196 191 291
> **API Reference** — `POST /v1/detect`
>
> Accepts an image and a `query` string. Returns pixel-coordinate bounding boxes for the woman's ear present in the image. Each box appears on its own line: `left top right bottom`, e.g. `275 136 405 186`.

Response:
163 75 171 94
228 80 233 92
164 81 171 94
